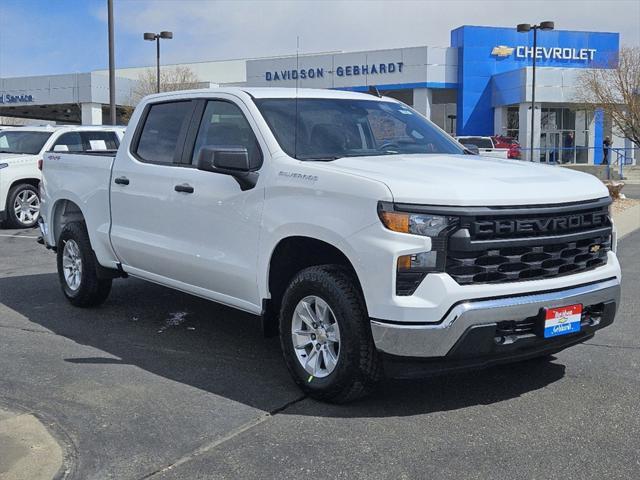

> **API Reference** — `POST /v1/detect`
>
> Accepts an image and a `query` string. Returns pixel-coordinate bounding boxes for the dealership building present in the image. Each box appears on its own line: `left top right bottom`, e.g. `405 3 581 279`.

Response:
0 25 633 164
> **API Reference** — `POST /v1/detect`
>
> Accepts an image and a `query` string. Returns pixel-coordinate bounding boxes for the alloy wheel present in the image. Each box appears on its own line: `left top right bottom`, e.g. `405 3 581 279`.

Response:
13 189 40 226
62 239 83 291
291 295 341 378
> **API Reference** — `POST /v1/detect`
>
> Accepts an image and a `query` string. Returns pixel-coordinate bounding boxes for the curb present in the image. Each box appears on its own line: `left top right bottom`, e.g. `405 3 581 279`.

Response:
613 203 640 239
0 407 64 480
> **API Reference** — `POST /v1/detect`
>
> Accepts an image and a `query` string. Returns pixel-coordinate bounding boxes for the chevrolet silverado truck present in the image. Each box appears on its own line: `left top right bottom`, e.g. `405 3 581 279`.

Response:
0 125 124 228
38 88 621 403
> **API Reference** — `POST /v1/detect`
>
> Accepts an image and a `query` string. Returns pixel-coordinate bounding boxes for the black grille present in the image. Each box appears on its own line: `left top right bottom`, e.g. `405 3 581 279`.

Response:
441 199 613 286
447 234 610 285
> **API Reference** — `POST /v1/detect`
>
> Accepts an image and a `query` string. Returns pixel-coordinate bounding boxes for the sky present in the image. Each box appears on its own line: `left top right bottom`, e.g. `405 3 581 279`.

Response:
0 0 639 78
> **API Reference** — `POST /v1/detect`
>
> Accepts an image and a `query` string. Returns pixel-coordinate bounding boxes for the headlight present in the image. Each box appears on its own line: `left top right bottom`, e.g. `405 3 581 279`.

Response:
378 202 456 238
0 163 9 169
378 202 459 295
379 210 450 237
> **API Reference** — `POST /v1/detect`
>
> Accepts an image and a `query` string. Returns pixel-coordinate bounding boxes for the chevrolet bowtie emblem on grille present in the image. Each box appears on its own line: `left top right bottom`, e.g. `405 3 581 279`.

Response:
590 244 601 253
491 45 514 57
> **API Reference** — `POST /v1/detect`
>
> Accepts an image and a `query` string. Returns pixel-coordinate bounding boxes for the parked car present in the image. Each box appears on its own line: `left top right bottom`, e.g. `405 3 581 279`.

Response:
456 135 520 159
492 135 521 159
491 135 518 148
0 125 125 228
39 88 620 403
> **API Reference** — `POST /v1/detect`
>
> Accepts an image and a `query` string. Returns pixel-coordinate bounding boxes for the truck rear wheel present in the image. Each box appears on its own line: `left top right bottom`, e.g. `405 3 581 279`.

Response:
56 222 112 307
6 183 40 229
279 265 382 403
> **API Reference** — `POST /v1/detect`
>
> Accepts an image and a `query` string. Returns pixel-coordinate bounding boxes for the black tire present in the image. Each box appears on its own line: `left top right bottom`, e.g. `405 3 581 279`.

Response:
5 183 40 229
56 222 112 307
279 265 382 403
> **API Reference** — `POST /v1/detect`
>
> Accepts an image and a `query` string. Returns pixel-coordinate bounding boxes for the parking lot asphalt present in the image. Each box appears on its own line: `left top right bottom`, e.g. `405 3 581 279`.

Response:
1 228 639 480
622 183 640 199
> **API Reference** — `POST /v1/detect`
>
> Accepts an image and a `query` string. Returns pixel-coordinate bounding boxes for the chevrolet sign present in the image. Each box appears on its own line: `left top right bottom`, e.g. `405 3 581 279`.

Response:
490 45 597 61
516 46 597 61
491 45 514 57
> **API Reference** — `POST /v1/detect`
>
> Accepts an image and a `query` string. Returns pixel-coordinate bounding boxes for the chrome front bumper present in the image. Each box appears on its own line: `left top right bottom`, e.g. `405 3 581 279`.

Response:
370 277 621 358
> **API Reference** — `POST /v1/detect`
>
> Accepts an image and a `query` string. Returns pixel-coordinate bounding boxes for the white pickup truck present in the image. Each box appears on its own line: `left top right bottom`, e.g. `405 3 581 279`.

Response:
456 135 520 159
0 125 124 228
39 88 621 403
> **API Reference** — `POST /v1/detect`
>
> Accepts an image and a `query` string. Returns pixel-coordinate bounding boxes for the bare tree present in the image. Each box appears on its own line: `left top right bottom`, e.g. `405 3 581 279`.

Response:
132 65 201 104
121 66 202 123
576 47 640 147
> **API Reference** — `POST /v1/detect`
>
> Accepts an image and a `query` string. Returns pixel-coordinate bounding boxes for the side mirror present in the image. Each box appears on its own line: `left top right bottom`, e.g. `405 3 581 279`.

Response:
53 144 69 152
463 144 480 155
196 145 258 191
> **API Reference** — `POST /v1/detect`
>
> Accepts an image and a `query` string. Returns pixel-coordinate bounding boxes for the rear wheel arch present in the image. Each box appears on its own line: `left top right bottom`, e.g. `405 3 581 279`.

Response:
52 199 86 245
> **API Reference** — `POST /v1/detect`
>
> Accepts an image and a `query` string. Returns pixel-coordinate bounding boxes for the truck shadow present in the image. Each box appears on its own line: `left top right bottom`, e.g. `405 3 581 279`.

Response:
0 273 566 418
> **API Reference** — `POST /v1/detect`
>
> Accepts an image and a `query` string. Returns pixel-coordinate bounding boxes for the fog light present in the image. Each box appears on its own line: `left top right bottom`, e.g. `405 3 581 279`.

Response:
397 251 438 271
396 251 439 296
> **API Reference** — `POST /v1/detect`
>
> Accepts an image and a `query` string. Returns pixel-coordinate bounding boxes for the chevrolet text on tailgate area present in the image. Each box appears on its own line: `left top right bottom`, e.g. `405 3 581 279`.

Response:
38 88 621 403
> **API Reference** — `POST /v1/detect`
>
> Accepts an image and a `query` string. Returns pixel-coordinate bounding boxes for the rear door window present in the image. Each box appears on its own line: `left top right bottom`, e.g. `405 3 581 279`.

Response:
81 131 120 150
53 132 84 152
134 101 193 164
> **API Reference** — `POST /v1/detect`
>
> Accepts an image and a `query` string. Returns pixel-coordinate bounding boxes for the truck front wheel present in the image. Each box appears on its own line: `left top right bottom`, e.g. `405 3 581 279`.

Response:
279 265 382 403
56 222 112 307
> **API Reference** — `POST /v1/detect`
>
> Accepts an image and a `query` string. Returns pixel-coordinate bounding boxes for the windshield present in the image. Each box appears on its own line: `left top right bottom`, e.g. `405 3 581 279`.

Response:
0 131 52 155
254 98 465 160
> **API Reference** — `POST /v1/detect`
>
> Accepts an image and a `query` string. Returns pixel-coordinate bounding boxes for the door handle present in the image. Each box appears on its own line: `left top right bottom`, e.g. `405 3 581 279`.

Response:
174 184 194 194
114 176 129 185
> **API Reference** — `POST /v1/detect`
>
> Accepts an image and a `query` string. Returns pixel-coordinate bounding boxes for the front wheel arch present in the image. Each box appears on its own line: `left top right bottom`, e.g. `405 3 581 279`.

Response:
264 236 364 336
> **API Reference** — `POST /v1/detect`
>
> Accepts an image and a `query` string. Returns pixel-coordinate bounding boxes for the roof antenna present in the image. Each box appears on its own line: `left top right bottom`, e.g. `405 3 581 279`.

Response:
368 85 382 98
294 35 300 160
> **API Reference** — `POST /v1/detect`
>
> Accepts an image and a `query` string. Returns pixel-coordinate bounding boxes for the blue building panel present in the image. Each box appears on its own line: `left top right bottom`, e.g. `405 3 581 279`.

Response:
451 25 619 136
594 109 604 165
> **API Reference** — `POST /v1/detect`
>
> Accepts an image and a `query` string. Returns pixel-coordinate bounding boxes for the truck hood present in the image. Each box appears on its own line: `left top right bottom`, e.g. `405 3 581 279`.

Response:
324 154 609 206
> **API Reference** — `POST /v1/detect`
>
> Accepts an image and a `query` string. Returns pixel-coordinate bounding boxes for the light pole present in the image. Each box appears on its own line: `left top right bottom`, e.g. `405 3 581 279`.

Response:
447 114 457 135
517 21 554 161
143 31 173 93
107 0 116 125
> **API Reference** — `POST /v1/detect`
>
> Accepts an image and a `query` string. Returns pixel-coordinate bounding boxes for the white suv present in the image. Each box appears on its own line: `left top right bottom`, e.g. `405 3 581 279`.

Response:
0 125 124 228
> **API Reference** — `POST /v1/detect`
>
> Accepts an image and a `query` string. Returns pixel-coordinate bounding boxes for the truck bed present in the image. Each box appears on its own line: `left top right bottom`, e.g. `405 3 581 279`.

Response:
41 151 118 268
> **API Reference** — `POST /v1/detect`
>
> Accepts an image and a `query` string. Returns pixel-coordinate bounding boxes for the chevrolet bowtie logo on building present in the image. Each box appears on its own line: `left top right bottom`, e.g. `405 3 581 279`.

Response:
491 45 514 57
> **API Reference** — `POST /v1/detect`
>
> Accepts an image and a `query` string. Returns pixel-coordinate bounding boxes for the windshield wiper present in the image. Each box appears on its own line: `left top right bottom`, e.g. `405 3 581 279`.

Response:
296 155 343 161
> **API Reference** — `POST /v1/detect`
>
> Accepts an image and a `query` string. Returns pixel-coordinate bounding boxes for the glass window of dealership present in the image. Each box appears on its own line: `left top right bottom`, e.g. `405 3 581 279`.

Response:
0 25 634 165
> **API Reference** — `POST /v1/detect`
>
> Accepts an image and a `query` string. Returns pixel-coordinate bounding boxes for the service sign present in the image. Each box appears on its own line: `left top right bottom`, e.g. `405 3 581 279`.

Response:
0 94 34 104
